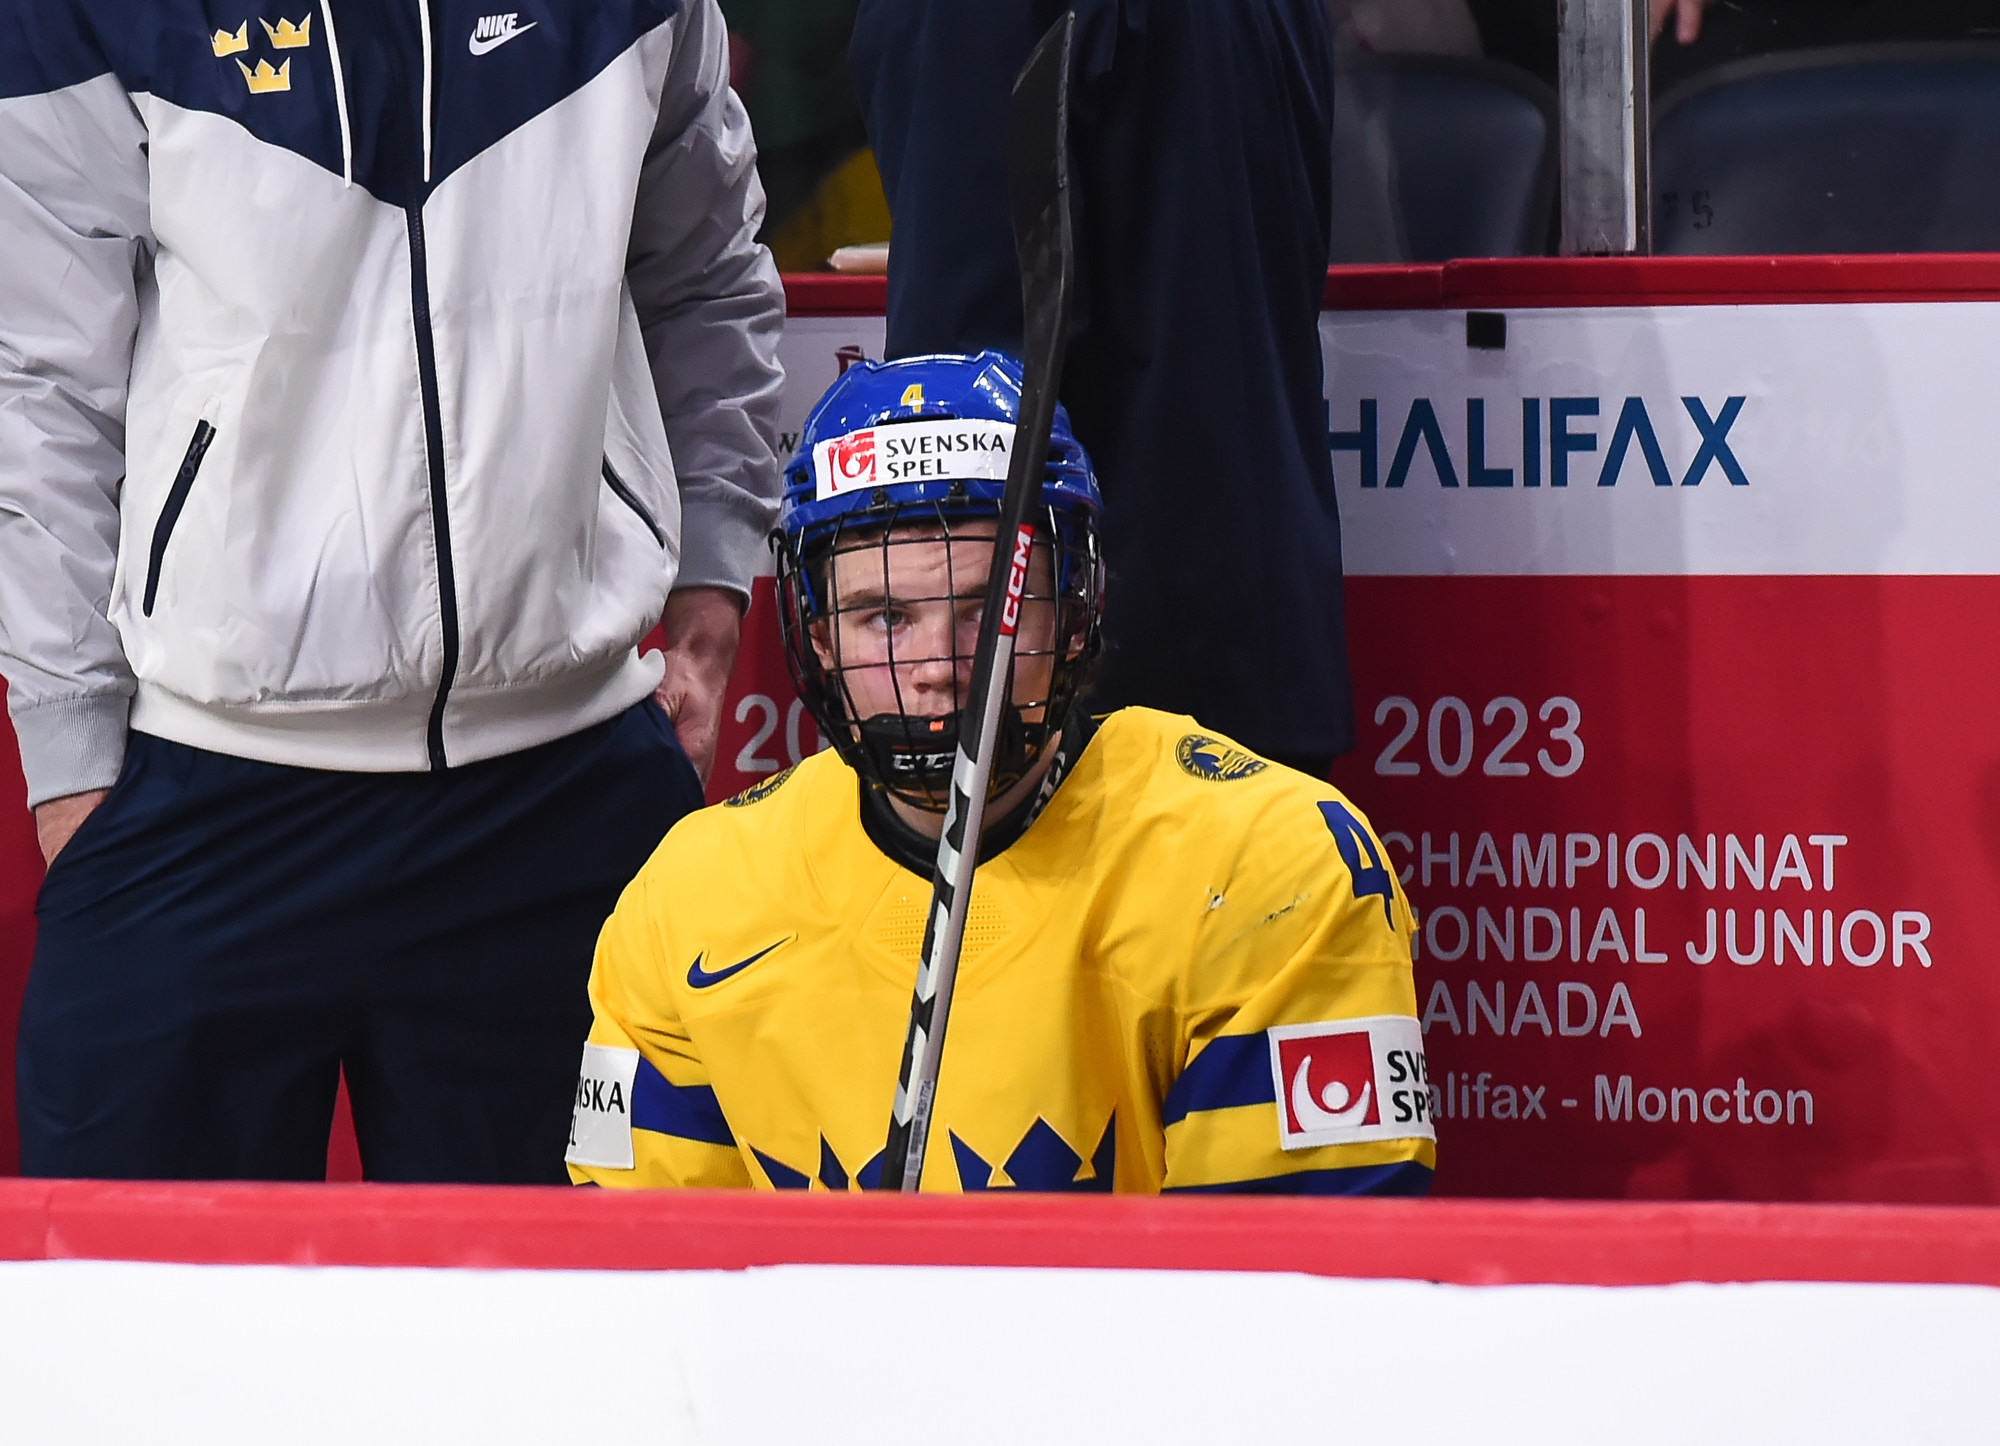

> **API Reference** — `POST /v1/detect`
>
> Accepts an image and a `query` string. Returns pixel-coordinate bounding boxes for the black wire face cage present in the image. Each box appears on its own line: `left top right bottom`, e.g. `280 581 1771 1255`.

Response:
777 498 1104 814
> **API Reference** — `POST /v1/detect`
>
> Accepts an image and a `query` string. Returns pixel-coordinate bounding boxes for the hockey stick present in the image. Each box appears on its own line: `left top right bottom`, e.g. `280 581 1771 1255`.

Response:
880 11 1078 1192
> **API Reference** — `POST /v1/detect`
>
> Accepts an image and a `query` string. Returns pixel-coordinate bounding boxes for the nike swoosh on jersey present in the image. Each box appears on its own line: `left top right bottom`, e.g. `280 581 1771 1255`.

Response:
687 940 788 989
469 18 536 55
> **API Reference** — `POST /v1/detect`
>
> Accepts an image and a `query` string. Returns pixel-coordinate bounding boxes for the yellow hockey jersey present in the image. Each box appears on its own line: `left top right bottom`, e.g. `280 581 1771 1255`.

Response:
567 707 1434 1194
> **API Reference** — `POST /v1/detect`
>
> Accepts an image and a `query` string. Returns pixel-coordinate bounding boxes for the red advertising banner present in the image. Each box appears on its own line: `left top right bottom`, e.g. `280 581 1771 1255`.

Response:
1313 264 2000 1202
1329 575 1998 1202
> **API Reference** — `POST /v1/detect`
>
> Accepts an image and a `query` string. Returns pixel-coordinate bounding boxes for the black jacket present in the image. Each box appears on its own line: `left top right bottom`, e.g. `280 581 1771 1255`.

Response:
852 0 1354 760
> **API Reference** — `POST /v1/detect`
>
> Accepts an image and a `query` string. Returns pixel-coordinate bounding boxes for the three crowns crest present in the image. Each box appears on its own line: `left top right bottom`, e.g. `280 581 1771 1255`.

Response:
214 15 312 94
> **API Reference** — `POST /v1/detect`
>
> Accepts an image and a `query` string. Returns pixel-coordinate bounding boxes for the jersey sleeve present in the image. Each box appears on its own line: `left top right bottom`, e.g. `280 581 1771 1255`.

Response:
1158 791 1435 1196
566 865 751 1189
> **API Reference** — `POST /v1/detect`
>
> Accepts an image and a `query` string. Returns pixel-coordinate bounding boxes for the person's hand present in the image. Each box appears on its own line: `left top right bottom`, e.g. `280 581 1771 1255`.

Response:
34 788 110 867
653 586 744 785
1650 0 1712 45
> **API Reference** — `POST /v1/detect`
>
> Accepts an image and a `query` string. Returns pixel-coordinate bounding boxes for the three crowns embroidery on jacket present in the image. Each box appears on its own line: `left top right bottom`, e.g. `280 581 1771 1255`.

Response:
214 16 313 94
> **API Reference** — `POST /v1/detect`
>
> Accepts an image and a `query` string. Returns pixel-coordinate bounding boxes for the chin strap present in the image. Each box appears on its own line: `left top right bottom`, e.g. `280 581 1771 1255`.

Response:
856 701 1045 807
857 711 1098 875
857 712 963 798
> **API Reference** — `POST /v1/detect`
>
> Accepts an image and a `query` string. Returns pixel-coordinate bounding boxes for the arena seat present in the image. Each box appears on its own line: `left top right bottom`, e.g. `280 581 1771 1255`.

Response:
1653 43 2000 255
1331 53 1557 263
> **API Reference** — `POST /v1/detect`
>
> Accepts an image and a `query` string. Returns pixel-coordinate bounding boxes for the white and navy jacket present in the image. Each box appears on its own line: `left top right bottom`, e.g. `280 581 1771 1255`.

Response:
0 0 784 805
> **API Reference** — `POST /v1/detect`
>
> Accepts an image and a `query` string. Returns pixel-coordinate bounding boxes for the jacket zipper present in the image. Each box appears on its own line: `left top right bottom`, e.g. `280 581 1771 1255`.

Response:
408 204 458 772
392 0 455 771
143 420 216 617
602 459 665 547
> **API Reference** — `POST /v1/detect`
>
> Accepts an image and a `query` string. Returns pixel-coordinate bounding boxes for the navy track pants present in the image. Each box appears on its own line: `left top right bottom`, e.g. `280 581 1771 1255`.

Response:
18 700 703 1182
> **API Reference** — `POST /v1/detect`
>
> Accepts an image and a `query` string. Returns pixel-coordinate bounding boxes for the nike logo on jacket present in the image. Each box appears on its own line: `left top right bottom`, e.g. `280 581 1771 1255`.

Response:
470 13 538 54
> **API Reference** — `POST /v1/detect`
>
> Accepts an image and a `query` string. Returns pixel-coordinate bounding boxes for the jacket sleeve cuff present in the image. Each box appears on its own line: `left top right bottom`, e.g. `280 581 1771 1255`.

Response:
672 492 775 607
10 693 131 809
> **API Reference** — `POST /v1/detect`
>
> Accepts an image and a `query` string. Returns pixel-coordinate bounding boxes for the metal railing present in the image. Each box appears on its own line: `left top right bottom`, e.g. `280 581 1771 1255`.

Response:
1559 0 1650 255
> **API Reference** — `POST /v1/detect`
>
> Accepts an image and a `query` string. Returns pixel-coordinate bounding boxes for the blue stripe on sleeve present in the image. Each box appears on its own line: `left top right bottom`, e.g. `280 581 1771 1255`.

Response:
1164 1160 1434 1197
1161 1033 1275 1127
631 1055 735 1146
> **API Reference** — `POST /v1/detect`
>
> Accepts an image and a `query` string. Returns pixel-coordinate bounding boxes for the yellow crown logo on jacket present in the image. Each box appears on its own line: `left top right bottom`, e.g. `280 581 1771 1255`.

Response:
237 57 292 94
211 22 249 56
261 15 312 48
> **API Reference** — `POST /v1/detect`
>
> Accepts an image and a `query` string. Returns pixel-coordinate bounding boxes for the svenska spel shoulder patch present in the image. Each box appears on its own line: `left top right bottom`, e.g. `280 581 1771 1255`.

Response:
566 1043 641 1170
812 419 1016 499
1267 1016 1433 1149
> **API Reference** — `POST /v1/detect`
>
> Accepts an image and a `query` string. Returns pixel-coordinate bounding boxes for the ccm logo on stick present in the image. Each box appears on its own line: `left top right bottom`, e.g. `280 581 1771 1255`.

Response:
1268 1017 1434 1149
998 526 1034 635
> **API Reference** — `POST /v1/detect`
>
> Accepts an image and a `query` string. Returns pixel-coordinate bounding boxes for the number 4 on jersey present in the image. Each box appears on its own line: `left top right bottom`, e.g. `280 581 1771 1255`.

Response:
1319 800 1396 929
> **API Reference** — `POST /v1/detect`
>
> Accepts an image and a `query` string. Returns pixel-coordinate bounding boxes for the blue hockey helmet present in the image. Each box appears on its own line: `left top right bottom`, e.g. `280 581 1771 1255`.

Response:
775 351 1105 811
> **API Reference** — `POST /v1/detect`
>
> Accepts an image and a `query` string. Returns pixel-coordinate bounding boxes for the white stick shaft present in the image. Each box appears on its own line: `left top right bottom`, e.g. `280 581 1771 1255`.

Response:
894 628 1020 1186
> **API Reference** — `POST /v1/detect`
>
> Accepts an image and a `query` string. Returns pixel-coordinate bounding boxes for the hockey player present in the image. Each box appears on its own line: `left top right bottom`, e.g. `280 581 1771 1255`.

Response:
566 352 1435 1193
